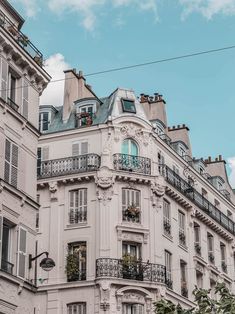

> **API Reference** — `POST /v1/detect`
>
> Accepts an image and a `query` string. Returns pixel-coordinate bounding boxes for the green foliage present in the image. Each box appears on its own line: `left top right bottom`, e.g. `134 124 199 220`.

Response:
66 253 80 280
154 282 235 314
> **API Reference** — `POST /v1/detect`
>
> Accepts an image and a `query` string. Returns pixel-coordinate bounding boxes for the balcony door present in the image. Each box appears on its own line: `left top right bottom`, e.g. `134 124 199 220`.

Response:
122 303 144 314
122 242 141 260
122 139 138 156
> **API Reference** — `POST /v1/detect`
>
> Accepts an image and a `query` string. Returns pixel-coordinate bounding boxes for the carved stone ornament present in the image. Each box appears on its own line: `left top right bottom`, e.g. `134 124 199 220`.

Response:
183 167 197 185
96 188 113 203
122 293 145 304
99 281 110 310
151 176 166 197
114 123 151 146
95 167 115 189
49 181 58 200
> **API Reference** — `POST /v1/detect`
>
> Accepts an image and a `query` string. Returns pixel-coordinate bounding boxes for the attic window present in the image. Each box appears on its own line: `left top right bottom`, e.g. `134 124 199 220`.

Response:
121 99 136 113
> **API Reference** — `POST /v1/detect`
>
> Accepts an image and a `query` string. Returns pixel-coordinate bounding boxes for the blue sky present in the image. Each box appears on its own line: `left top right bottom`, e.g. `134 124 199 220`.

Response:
11 0 235 185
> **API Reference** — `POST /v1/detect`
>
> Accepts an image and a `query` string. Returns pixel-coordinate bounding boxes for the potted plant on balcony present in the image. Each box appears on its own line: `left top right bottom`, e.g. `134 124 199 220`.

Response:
7 24 18 37
181 281 188 298
179 231 186 246
163 220 171 234
121 254 138 280
66 246 86 281
194 243 201 255
33 55 43 66
124 204 140 221
208 252 215 263
221 261 227 273
18 34 29 47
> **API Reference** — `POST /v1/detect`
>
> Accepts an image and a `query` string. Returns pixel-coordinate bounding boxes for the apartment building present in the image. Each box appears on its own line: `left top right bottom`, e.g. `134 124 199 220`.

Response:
0 1 50 313
36 69 235 313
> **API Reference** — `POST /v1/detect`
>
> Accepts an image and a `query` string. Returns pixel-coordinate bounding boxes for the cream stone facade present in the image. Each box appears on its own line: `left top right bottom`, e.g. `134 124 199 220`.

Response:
0 1 50 313
36 70 235 313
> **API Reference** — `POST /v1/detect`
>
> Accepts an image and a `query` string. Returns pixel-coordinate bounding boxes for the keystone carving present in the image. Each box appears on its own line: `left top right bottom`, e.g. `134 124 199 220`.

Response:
95 167 115 189
151 176 166 197
49 181 58 200
96 188 114 204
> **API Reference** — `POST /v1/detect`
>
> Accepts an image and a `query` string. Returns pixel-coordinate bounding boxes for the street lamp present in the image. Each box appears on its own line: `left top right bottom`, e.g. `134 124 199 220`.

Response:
29 251 55 271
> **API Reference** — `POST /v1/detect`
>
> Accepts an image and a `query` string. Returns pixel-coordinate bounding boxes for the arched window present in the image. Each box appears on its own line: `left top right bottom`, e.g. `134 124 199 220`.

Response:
122 139 138 156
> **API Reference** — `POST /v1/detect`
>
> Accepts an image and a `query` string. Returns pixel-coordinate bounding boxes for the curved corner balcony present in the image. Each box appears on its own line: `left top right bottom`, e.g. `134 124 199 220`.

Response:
0 10 43 66
113 154 151 175
96 258 166 284
37 154 101 179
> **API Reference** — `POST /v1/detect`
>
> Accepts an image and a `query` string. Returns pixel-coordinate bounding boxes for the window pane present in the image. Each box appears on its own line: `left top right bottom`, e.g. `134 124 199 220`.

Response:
122 140 129 154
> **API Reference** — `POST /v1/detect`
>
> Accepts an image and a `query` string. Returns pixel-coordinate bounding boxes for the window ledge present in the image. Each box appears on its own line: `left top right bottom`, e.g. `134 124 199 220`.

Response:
178 244 188 252
65 223 90 230
163 233 173 242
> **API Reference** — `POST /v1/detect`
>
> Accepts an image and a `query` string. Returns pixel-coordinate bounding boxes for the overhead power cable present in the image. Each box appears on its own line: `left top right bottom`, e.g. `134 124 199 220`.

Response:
1 44 235 93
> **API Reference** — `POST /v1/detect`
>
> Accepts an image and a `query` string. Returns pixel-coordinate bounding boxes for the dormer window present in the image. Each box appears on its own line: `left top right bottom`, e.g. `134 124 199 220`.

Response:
39 112 50 132
156 124 164 136
75 99 98 128
209 176 225 191
121 99 136 113
172 141 188 158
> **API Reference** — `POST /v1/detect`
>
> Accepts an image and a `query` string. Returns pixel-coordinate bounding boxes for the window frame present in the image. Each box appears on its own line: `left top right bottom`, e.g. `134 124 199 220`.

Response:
122 138 139 156
69 188 88 225
4 138 18 188
165 250 172 288
121 98 136 113
67 302 86 314
39 111 51 132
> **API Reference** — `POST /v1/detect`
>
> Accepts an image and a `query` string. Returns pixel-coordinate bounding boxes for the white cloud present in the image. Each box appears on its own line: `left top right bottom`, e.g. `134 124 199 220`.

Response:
47 0 158 30
16 0 235 30
179 0 235 19
40 53 70 106
12 0 38 17
228 157 235 188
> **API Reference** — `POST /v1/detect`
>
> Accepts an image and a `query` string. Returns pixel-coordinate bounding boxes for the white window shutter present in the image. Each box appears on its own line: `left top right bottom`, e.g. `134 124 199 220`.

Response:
1 58 8 102
72 143 80 156
0 216 3 269
42 146 49 161
4 139 11 183
11 143 18 187
81 142 88 155
17 227 27 278
22 79 29 119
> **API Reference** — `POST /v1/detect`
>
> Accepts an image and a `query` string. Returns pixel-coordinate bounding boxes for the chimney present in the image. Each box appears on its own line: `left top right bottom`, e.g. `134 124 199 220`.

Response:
140 92 167 126
63 69 80 122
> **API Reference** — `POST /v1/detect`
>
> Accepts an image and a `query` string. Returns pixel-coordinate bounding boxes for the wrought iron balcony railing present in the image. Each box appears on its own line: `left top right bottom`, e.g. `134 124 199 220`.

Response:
1 259 14 275
37 154 101 179
160 165 235 235
0 10 43 66
96 258 166 284
69 209 87 224
113 154 151 175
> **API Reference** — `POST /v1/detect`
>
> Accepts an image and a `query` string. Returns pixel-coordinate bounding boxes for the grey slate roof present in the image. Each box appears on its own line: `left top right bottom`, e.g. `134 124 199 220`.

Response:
44 94 114 134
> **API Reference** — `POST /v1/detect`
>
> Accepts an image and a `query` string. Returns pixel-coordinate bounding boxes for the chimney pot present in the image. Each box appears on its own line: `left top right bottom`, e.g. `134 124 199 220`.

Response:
78 70 83 77
219 155 222 161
